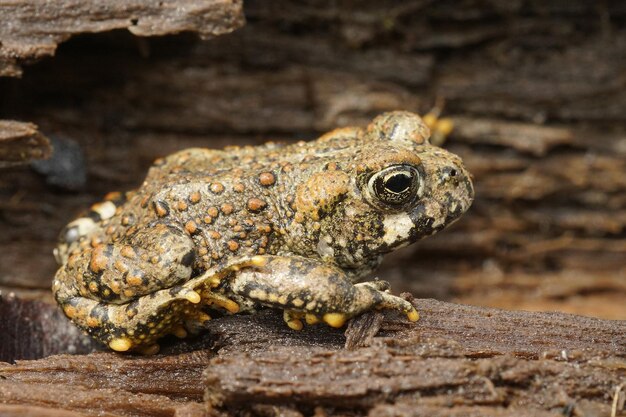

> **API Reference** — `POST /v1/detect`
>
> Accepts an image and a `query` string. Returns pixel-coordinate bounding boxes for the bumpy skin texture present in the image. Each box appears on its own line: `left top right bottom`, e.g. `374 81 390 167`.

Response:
53 111 474 352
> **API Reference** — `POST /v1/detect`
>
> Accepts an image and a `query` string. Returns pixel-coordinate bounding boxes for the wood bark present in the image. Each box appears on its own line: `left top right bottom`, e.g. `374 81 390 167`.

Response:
0 120 50 167
0 0 244 77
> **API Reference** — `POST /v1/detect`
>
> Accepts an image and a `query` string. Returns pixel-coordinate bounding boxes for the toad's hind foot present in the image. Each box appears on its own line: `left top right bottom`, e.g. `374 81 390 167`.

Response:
54 260 249 353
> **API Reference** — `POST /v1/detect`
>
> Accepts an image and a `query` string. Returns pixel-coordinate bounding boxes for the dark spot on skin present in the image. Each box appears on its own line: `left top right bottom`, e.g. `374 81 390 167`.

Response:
407 205 436 240
86 210 102 222
444 192 466 222
387 122 398 141
169 286 183 297
89 303 109 322
181 250 195 267
440 166 460 186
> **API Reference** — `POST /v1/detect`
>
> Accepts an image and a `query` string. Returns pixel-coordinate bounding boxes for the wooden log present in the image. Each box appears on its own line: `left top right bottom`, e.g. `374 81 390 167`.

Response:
0 297 623 416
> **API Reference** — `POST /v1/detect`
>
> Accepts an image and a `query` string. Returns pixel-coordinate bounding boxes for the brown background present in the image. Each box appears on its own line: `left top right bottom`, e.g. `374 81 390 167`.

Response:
1 0 624 319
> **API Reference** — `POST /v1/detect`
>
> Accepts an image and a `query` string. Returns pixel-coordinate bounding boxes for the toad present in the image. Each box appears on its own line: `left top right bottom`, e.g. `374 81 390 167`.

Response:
53 111 474 353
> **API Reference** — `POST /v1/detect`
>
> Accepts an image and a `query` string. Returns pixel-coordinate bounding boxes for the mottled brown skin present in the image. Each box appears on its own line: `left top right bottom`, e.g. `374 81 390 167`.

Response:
53 111 474 353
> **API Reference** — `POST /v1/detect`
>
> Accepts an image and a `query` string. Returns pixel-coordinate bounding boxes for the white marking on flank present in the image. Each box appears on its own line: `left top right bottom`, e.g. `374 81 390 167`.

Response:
69 217 98 236
93 201 117 220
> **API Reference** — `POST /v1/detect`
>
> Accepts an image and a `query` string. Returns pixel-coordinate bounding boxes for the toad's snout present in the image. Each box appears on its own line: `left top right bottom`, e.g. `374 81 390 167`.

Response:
439 162 474 224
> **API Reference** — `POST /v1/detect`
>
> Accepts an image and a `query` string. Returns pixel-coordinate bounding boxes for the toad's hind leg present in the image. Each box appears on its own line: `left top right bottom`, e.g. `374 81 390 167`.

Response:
227 255 418 329
54 281 210 352
53 222 202 351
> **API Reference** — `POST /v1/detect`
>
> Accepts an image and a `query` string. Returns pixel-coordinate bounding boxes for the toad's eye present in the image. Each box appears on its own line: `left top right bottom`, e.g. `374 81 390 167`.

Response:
368 165 422 207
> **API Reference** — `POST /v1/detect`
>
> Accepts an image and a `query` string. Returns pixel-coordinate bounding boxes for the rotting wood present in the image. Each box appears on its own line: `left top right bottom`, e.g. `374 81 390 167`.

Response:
203 298 625 416
0 120 50 167
0 297 623 416
0 0 244 77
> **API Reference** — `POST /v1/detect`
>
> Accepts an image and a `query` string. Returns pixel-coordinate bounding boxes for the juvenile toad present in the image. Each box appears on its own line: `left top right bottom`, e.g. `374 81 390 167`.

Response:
53 111 474 353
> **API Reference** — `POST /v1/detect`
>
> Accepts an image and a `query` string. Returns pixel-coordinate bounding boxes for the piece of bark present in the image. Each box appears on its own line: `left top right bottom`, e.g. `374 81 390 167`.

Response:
0 300 624 416
0 403 95 417
344 310 384 350
0 0 244 77
0 350 215 401
368 403 565 417
0 121 50 167
206 349 624 415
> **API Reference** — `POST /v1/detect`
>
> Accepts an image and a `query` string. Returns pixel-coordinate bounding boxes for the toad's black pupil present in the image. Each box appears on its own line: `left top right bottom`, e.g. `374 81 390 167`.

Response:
385 173 412 193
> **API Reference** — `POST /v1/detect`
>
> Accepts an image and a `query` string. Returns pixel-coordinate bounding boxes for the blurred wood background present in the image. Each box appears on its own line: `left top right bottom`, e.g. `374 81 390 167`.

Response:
1 0 624 318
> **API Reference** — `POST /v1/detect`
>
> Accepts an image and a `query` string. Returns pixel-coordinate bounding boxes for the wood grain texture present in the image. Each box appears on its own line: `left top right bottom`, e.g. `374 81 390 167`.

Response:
0 0 244 76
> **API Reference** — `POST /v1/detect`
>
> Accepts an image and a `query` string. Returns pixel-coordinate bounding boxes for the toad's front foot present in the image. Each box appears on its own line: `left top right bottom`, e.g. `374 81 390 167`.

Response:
227 255 419 330
298 281 419 329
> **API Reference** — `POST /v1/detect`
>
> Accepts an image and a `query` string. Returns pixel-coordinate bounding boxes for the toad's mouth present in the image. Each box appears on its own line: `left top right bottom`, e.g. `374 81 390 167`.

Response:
379 199 472 252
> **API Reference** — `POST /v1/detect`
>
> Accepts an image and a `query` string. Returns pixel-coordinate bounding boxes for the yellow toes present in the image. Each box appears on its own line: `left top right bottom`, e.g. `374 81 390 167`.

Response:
407 308 420 322
195 312 212 324
283 311 304 331
250 255 268 267
181 289 201 304
221 299 240 313
323 313 347 328
305 314 319 325
287 318 303 331
205 294 240 313
109 337 132 352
